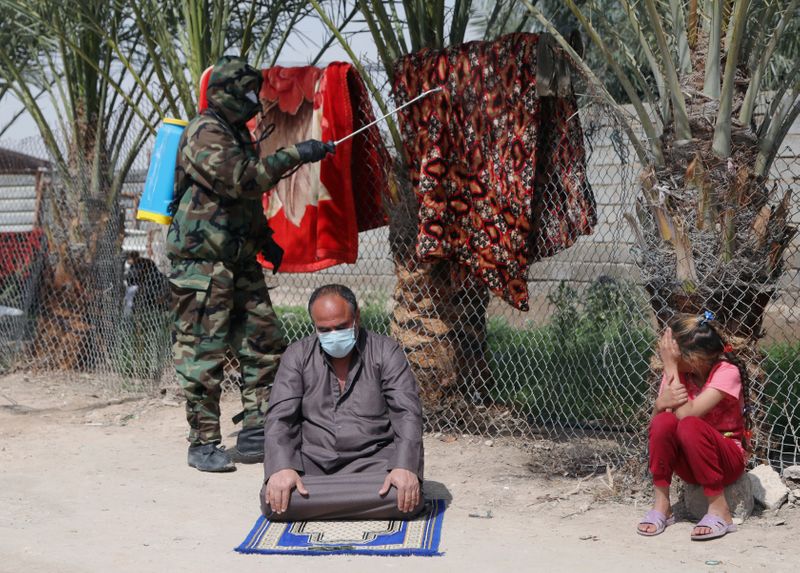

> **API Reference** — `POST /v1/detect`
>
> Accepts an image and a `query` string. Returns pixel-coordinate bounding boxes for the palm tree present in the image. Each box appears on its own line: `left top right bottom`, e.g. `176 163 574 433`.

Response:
312 1 798 436
519 0 798 454
0 0 326 372
310 0 502 421
0 0 163 369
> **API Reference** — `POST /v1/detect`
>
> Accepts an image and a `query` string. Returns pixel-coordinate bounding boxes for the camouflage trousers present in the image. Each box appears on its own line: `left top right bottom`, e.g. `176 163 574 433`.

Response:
169 260 286 445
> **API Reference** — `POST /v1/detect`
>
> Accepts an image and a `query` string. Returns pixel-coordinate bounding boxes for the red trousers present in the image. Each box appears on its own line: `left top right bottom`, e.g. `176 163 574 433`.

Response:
649 412 745 497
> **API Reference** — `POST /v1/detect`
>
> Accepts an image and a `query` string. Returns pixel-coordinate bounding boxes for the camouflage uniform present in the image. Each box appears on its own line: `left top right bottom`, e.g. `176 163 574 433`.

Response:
167 57 302 446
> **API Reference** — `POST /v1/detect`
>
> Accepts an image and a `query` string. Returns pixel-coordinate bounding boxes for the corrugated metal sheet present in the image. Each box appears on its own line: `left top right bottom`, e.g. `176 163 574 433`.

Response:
0 174 39 233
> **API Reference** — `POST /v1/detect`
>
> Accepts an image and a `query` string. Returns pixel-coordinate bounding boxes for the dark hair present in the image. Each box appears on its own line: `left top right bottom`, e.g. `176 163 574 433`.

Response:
307 284 359 317
669 313 725 364
668 312 753 450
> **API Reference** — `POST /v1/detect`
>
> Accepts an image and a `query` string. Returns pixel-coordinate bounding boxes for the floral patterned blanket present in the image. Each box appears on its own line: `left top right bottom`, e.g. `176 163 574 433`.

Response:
394 33 596 310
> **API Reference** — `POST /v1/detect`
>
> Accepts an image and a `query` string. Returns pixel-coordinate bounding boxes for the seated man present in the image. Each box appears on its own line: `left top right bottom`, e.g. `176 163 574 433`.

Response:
261 284 425 521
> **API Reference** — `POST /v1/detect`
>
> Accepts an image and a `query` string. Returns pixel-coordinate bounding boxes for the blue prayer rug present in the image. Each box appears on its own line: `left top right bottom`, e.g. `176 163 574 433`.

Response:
235 499 446 556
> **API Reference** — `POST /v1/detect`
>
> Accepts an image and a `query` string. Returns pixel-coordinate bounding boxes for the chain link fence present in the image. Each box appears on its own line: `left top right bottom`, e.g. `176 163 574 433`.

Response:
1 65 798 475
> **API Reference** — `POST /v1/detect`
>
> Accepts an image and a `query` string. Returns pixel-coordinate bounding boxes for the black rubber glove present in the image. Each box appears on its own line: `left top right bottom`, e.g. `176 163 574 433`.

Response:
295 139 336 163
260 229 284 274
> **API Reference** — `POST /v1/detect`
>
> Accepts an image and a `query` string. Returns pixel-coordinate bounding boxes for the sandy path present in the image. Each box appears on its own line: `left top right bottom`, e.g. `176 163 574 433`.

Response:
1 373 798 573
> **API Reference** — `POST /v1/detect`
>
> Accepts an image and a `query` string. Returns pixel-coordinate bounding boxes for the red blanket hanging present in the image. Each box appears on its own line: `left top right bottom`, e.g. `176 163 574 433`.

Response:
0 229 44 283
198 62 390 273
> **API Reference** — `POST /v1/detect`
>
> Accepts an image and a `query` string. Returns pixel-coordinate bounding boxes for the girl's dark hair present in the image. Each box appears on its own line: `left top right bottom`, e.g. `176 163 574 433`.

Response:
307 284 359 317
668 312 753 450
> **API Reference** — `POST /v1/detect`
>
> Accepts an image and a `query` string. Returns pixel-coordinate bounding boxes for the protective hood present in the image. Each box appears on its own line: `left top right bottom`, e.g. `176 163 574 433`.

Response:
206 56 263 127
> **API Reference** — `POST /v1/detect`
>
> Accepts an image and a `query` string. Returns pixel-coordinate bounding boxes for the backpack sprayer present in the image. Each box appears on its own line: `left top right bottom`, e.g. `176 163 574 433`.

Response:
136 86 443 225
136 118 188 225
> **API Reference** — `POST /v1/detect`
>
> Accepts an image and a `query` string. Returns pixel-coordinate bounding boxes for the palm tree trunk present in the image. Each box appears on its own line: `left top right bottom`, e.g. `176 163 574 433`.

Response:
32 137 124 372
387 167 494 424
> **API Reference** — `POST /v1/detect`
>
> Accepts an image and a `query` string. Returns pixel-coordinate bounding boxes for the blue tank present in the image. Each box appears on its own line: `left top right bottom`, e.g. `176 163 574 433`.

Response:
137 118 188 225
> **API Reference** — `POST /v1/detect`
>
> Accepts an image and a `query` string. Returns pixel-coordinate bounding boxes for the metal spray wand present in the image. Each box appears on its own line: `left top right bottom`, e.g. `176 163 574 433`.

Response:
332 87 443 146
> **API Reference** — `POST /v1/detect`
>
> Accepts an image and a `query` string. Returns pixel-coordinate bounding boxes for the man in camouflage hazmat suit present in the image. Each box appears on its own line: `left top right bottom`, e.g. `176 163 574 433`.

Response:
167 56 334 473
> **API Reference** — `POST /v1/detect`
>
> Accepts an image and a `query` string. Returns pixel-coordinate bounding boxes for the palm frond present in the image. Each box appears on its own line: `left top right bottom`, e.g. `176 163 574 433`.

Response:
703 0 722 98
643 0 691 139
739 0 799 126
669 0 692 74
563 0 664 154
711 0 750 158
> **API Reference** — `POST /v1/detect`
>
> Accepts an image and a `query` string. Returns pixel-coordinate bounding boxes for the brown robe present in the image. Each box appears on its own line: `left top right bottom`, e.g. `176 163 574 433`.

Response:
261 329 425 520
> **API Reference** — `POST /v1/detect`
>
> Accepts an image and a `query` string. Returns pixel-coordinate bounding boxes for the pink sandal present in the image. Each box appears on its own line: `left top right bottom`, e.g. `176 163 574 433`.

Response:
637 509 675 536
690 513 736 541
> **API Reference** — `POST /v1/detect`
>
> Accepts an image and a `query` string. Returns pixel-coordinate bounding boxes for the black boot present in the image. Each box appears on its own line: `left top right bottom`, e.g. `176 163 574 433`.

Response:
187 443 236 472
232 426 264 464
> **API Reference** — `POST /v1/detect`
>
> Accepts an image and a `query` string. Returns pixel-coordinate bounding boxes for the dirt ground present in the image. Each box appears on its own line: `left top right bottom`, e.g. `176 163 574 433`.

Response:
1 373 798 573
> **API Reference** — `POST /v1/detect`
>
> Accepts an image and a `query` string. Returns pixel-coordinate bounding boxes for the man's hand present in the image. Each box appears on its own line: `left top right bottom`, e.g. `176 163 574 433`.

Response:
265 468 308 514
379 468 420 513
295 139 335 163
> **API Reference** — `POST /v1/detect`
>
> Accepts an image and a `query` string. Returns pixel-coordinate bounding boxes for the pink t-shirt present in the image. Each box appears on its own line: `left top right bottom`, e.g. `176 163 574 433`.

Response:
659 361 746 453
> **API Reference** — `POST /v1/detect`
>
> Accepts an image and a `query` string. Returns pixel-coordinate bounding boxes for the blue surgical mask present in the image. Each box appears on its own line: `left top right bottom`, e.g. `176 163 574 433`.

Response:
318 327 356 358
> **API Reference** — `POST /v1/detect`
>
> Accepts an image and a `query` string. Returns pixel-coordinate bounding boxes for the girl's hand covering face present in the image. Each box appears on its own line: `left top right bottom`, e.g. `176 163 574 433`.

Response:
658 327 682 369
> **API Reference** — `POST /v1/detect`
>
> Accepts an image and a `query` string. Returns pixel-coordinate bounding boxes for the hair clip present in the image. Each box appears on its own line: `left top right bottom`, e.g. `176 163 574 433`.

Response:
723 343 733 353
699 310 715 326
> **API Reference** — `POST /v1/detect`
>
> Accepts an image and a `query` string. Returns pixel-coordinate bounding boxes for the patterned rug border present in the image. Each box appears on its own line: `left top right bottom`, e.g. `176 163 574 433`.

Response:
235 499 446 556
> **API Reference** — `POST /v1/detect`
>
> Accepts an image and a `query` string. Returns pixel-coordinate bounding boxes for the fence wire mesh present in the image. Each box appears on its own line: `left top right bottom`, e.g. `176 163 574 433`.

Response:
0 59 798 476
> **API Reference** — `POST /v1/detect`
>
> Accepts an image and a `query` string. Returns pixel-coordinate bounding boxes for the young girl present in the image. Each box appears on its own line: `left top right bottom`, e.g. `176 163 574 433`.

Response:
637 311 751 540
